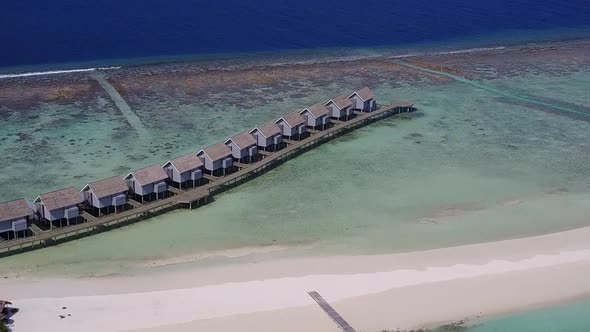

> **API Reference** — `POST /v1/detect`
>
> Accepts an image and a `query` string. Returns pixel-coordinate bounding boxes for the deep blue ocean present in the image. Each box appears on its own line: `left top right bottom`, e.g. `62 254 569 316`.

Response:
1 0 590 69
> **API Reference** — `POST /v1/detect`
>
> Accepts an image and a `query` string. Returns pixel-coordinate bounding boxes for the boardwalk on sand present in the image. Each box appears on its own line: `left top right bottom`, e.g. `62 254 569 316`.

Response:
0 100 414 256
308 291 356 332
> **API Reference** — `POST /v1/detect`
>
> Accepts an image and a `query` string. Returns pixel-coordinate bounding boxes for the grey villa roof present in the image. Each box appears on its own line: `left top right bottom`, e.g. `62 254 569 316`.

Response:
301 104 330 118
198 142 232 161
226 132 257 150
276 111 305 128
325 94 353 109
165 153 204 174
0 198 31 222
349 87 375 102
126 164 169 186
83 176 128 199
250 122 281 138
35 187 84 211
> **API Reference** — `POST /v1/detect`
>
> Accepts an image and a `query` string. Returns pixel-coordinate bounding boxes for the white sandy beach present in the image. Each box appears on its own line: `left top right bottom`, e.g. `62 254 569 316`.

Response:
3 224 590 332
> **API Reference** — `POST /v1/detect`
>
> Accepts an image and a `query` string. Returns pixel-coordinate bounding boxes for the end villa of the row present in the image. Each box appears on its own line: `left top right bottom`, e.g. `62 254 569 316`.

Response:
0 87 404 241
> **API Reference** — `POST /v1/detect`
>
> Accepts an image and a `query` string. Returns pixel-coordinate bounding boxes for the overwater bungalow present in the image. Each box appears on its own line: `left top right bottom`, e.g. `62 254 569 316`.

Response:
250 122 283 151
124 164 169 202
163 153 204 189
225 132 258 163
0 199 32 239
348 87 376 112
81 176 128 216
275 112 307 140
34 187 84 229
197 142 234 176
300 104 331 130
324 94 353 120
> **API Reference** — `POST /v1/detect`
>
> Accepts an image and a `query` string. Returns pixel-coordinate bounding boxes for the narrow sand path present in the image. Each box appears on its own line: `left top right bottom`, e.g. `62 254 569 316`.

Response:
395 60 590 118
91 72 150 140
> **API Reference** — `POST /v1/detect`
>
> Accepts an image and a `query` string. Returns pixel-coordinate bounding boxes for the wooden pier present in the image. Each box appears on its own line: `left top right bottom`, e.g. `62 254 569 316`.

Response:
0 101 414 257
168 187 184 195
308 291 356 332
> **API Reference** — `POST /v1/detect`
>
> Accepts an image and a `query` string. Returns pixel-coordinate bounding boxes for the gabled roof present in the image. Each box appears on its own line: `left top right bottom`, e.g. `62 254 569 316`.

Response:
250 122 281 138
164 153 204 174
225 132 257 150
301 104 330 118
324 94 352 110
275 111 305 128
0 198 31 222
124 164 168 186
348 87 375 102
82 176 128 199
35 187 84 211
198 142 232 161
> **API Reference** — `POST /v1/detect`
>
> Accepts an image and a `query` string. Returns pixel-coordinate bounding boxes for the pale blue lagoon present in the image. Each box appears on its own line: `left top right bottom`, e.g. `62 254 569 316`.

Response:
465 299 590 332
1 54 589 276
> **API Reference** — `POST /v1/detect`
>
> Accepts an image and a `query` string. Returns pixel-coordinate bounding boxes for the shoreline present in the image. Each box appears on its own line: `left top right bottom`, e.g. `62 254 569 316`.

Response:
4 223 590 331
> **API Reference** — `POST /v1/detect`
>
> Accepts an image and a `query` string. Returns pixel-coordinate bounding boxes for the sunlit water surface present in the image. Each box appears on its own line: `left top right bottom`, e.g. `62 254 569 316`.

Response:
1 67 589 277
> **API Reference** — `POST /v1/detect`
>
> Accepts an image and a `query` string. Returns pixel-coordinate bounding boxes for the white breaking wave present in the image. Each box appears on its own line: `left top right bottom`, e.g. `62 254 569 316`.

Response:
0 66 121 79
436 46 506 55
390 52 426 59
390 46 506 59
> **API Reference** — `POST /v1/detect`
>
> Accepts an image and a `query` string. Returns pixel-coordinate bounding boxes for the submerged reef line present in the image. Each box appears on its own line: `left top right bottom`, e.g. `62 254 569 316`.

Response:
91 72 150 140
395 61 590 118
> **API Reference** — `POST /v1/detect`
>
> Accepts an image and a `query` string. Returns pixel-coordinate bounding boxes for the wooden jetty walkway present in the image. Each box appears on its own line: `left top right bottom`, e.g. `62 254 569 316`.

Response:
0 100 414 256
308 291 356 332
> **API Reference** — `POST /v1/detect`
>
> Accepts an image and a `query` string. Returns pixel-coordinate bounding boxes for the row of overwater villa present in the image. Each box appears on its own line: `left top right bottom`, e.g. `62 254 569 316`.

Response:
0 87 411 247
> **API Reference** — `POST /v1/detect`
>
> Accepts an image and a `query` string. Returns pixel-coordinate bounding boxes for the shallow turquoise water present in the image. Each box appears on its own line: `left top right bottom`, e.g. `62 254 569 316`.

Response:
466 299 590 331
1 67 589 276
